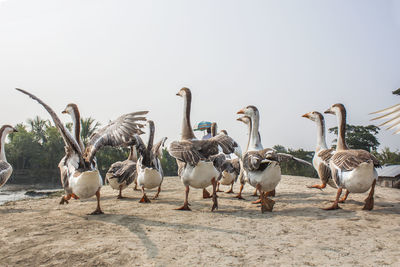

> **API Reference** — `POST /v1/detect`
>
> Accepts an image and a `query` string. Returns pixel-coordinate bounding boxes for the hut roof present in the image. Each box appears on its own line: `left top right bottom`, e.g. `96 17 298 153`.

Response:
377 165 400 179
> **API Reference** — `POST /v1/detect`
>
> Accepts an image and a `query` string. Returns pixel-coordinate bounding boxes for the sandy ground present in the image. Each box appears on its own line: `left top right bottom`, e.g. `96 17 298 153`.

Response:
0 175 399 267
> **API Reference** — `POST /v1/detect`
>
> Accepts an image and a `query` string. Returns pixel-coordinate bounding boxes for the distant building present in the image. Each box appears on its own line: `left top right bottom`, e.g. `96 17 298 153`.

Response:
377 165 400 189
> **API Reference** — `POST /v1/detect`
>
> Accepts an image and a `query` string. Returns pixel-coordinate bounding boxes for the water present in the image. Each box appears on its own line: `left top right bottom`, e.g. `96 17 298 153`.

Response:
0 185 61 205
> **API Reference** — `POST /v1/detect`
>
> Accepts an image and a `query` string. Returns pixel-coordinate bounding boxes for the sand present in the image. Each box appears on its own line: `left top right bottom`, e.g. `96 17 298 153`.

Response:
0 175 399 267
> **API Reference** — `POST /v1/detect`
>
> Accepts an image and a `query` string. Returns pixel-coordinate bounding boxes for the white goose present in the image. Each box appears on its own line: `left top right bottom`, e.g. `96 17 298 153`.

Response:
322 103 381 210
168 87 241 211
238 106 312 212
302 111 336 190
0 125 18 188
17 88 147 214
135 120 167 203
106 146 138 199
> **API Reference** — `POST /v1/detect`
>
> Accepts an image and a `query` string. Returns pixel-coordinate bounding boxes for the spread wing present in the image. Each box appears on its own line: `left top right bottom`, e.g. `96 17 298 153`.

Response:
16 88 85 167
370 103 400 134
168 140 204 166
0 161 12 187
210 133 242 157
230 158 241 175
84 111 148 164
242 150 271 171
274 153 313 167
331 150 381 171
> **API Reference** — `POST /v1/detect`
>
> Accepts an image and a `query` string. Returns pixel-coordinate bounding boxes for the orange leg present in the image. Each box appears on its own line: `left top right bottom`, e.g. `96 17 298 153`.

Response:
203 188 212 199
89 189 104 215
139 186 151 203
117 185 124 199
339 190 350 203
225 182 234 194
324 188 342 210
211 177 218 211
363 180 376 211
252 189 258 197
71 194 80 200
307 183 327 190
59 194 72 205
176 185 191 211
234 184 245 200
153 186 161 200
216 182 223 192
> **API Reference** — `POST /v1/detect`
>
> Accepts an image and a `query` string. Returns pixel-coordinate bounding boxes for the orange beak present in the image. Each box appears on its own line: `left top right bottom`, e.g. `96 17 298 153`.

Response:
302 113 310 118
237 109 245 114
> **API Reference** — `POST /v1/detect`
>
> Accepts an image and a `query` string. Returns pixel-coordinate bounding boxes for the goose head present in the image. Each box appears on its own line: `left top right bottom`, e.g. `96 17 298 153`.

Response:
176 87 191 97
302 111 324 123
236 116 251 125
324 103 346 116
1 125 18 135
237 105 259 119
62 103 79 117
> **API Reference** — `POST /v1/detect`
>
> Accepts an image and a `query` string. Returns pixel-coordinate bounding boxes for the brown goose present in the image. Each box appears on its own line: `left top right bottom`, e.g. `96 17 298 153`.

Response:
370 88 400 134
237 106 312 213
322 104 381 210
16 88 147 214
302 111 336 190
168 88 241 211
0 125 18 188
106 146 138 199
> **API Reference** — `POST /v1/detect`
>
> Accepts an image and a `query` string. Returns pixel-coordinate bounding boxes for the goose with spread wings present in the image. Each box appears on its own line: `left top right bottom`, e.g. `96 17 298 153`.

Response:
134 120 167 203
168 88 241 211
322 104 380 210
370 88 400 134
237 106 312 213
0 125 18 188
16 88 147 214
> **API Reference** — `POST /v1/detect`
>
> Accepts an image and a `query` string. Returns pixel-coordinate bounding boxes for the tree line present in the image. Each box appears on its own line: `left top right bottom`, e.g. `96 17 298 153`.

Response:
4 116 400 185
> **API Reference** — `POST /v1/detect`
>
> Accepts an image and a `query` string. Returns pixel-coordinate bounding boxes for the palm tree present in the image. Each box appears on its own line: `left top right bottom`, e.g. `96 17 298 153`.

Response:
80 117 101 146
27 116 50 144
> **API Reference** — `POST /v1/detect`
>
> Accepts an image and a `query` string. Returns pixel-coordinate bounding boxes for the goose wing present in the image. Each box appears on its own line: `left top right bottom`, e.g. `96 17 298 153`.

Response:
152 137 168 157
318 148 335 166
242 149 273 171
274 153 313 167
84 111 148 164
168 140 204 166
107 160 137 184
331 150 381 171
370 103 400 134
16 88 85 167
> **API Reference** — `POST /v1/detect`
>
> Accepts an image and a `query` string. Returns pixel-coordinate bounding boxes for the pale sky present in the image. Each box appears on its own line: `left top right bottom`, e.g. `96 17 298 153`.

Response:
1 0 400 151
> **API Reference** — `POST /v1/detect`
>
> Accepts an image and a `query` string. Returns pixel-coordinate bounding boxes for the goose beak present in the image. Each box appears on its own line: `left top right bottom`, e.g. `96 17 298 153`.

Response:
236 118 242 121
302 113 310 118
324 108 333 115
237 109 245 114
62 109 67 114
13 128 18 133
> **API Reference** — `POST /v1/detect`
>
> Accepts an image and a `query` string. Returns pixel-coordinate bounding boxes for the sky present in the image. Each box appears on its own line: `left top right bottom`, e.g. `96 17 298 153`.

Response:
1 0 400 152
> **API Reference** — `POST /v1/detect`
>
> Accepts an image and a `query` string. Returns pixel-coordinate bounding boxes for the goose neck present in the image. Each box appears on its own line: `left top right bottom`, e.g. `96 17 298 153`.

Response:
181 92 196 140
336 109 348 151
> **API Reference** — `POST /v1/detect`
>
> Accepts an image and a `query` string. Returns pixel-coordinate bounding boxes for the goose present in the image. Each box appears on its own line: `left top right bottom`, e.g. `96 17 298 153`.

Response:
16 88 147 214
105 146 138 199
0 125 18 188
370 88 400 134
134 120 167 203
234 115 261 200
237 106 312 212
322 103 381 210
168 87 241 211
302 111 336 190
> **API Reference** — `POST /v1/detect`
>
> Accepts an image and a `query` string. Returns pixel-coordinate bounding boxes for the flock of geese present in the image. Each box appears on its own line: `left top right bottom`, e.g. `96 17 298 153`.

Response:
0 87 396 214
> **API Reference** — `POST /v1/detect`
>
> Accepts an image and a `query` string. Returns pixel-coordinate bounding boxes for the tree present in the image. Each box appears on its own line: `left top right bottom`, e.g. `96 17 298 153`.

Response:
160 148 178 176
373 147 400 165
328 124 380 151
80 117 101 145
26 116 50 144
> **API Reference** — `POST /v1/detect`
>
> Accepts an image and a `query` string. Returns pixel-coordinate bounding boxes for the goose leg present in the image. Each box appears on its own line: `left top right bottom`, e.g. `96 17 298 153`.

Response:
226 182 234 194
211 177 218 211
176 185 191 211
117 185 124 199
324 188 342 210
90 189 104 215
203 188 212 199
307 183 327 190
153 186 161 200
363 180 376 211
59 194 72 205
339 190 350 203
216 182 223 192
269 189 276 197
139 186 151 203
133 180 139 191
234 184 245 200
